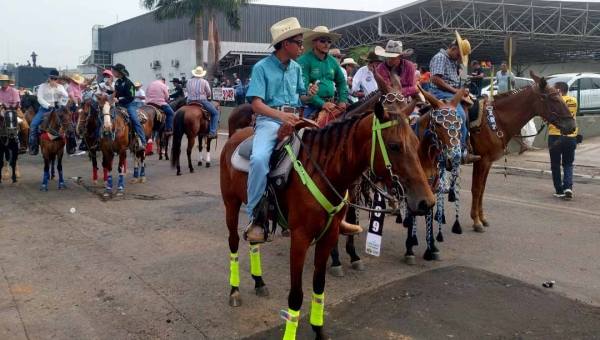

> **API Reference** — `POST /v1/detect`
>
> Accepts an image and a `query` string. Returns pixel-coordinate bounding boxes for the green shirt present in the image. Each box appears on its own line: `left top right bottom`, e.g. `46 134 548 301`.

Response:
298 50 347 108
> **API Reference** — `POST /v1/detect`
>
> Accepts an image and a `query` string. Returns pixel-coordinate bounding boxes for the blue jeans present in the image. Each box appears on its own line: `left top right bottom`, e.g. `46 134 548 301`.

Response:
430 88 468 147
303 105 319 119
119 102 146 146
246 115 281 221
135 102 144 109
160 104 175 131
548 135 576 193
188 99 220 135
30 106 53 132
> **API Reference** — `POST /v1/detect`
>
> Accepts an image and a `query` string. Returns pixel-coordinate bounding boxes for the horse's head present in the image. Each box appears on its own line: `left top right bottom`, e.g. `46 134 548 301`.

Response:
1 104 19 131
96 95 114 131
77 99 96 136
418 85 465 172
370 98 435 216
530 71 577 135
54 106 74 134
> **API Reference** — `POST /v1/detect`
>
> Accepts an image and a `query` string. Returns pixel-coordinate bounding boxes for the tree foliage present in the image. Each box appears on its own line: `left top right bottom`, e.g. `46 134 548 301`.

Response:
346 45 375 67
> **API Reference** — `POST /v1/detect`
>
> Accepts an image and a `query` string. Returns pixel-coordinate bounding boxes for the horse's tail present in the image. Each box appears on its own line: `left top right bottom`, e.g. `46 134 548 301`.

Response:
170 109 186 169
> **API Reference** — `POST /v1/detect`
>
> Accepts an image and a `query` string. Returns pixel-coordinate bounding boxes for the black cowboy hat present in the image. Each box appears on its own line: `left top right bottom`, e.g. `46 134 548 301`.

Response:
44 69 60 78
110 63 129 77
171 78 181 83
360 51 383 62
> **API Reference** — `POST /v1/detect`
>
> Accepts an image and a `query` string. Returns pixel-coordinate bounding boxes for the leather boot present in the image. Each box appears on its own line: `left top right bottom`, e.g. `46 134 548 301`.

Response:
244 222 267 243
28 131 39 156
340 220 363 235
463 132 481 164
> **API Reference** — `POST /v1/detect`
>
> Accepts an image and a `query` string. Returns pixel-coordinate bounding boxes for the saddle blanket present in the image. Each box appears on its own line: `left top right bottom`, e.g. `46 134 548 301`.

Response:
468 99 486 129
41 132 65 141
231 129 306 190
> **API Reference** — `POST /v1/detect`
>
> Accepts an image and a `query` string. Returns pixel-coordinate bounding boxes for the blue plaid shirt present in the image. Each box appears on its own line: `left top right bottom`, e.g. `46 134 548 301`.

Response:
429 49 461 92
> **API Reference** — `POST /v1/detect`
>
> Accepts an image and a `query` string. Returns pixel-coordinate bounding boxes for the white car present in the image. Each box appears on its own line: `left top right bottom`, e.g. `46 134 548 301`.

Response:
546 73 600 115
480 77 534 98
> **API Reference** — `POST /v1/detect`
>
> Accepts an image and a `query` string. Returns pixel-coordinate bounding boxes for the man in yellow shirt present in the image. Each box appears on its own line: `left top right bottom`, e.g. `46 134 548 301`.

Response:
548 82 578 200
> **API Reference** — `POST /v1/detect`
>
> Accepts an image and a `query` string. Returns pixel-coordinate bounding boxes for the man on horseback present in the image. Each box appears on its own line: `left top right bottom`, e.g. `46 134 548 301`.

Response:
298 26 347 120
169 78 185 101
186 66 220 139
0 75 28 153
429 31 480 164
110 63 146 152
146 78 175 135
374 40 418 99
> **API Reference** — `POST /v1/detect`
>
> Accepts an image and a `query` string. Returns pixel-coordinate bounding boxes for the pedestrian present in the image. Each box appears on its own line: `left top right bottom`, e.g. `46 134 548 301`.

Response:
134 82 146 108
495 61 515 93
351 51 383 99
30 52 38 67
467 60 484 98
234 79 245 106
419 66 430 92
548 82 578 200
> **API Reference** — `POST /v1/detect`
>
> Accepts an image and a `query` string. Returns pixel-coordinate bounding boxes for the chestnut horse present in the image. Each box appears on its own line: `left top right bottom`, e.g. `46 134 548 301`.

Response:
130 104 165 184
39 106 73 191
221 101 434 339
467 71 577 232
156 96 187 161
227 103 253 137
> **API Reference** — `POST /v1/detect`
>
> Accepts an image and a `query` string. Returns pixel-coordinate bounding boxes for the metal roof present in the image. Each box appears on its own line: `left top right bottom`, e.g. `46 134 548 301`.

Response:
330 0 600 65
218 50 270 70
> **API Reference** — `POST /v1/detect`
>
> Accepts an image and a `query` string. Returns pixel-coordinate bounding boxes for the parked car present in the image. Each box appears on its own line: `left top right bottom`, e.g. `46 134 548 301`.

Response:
480 77 534 98
545 73 600 115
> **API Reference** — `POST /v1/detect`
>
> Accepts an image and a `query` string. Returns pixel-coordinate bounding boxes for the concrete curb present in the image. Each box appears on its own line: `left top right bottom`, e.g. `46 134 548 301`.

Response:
491 164 600 181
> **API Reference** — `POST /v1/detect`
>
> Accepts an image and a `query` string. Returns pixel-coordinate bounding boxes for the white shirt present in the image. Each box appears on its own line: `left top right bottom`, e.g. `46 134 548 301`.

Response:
134 89 146 103
37 82 69 109
351 66 379 95
95 82 114 98
341 67 348 80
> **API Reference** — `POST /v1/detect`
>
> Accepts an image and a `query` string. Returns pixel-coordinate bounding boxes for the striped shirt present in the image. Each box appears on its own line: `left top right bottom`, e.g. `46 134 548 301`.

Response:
186 77 211 101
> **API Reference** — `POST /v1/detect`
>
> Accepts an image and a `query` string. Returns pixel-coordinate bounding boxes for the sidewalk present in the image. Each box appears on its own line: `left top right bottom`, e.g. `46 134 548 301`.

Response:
501 136 600 178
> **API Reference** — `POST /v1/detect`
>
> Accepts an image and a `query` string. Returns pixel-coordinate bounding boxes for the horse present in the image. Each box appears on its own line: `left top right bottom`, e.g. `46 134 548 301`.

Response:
130 103 168 184
77 99 108 187
220 99 435 339
39 105 73 191
227 103 253 137
170 102 219 175
467 71 576 232
155 96 187 161
0 105 21 185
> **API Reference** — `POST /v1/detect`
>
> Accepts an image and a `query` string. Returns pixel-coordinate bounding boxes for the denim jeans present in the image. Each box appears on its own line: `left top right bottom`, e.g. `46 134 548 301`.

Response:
548 135 576 193
30 106 53 132
188 99 220 135
429 88 468 147
119 102 146 146
303 105 319 119
246 115 281 221
160 104 175 131
135 102 144 109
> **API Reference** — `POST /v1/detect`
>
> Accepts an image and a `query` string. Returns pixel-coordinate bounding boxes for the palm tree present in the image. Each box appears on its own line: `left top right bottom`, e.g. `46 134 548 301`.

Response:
140 0 252 80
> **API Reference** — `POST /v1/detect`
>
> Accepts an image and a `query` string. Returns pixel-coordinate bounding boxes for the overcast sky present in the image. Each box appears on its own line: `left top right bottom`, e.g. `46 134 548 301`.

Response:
3 0 412 70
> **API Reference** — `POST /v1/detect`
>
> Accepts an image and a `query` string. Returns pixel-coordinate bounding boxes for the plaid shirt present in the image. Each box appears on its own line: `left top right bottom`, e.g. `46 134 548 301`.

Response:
429 49 461 92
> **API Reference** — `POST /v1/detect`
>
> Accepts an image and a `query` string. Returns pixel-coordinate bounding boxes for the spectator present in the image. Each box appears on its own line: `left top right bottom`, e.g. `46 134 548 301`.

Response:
419 66 430 91
30 52 38 67
223 79 232 88
234 79 245 106
134 82 146 108
496 61 515 93
467 60 484 98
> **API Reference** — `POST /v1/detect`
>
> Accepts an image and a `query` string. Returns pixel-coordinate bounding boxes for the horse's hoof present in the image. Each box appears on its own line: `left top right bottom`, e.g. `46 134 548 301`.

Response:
165 156 169 161
351 260 365 271
206 162 210 168
254 286 269 297
198 161 202 166
482 220 490 227
140 177 146 183
432 252 442 261
473 224 485 233
59 182 67 190
116 189 124 196
92 180 98 187
176 171 182 176
11 181 19 187
281 229 291 237
229 291 242 307
404 255 416 265
330 266 345 277
131 178 139 184
189 168 195 173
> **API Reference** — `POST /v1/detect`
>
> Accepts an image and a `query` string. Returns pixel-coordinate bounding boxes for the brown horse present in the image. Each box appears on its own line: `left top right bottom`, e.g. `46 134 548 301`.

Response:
467 71 576 232
170 102 220 175
77 99 108 186
0 105 21 185
129 104 164 184
221 101 434 339
39 106 73 191
227 103 253 137
155 97 187 161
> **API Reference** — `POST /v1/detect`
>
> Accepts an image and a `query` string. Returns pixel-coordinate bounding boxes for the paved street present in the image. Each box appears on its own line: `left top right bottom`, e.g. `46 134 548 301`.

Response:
1 133 599 340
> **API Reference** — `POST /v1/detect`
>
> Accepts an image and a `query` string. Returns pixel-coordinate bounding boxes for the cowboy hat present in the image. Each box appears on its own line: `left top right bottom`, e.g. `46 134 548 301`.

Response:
359 51 383 62
303 26 341 51
111 63 129 77
0 75 9 82
374 40 414 58
45 69 60 78
70 74 85 84
340 58 359 67
328 48 344 58
171 78 181 83
134 82 142 87
266 17 312 50
191 66 207 78
454 31 471 66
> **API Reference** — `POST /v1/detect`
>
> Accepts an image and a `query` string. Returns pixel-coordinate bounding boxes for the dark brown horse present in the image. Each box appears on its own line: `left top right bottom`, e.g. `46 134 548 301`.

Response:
39 106 73 191
467 71 576 232
0 105 21 185
129 104 164 184
220 100 434 339
97 96 130 196
227 103 253 137
155 97 187 161
77 99 108 186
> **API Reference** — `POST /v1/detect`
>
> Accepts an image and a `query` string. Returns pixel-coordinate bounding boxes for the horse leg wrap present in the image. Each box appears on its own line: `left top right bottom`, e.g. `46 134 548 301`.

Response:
140 165 146 178
281 309 300 340
230 253 240 287
58 171 66 188
133 167 139 178
118 174 124 190
310 292 325 327
105 174 113 194
249 244 262 277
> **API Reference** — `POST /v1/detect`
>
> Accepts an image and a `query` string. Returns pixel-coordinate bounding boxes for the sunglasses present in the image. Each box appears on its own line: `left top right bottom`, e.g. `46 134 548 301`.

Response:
287 39 303 47
316 38 333 44
49 77 58 81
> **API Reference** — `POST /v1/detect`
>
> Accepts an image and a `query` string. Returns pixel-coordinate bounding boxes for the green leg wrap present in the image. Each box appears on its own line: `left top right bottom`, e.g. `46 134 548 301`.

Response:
310 292 325 327
230 253 240 287
281 308 300 340
249 244 262 277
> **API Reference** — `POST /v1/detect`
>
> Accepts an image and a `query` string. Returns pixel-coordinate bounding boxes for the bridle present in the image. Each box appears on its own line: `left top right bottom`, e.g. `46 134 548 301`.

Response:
47 107 72 137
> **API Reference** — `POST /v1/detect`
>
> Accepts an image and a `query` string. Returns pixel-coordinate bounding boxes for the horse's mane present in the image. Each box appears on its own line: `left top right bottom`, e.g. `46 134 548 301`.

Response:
492 84 533 101
346 90 381 115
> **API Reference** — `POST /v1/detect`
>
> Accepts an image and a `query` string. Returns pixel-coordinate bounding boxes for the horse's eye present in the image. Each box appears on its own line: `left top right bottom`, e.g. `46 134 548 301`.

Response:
388 142 401 152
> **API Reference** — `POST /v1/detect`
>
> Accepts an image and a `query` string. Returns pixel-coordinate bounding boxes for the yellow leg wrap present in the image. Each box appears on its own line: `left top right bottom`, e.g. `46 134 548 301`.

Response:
249 244 262 277
230 253 240 287
281 308 300 340
310 292 325 327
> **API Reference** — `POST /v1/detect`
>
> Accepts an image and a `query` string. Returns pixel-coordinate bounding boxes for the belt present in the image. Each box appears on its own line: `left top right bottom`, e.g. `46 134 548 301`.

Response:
272 105 298 114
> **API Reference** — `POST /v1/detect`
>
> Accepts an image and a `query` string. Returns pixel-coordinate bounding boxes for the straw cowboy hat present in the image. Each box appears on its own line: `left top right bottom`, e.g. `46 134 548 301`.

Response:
340 58 359 67
0 75 9 82
360 51 383 62
134 82 142 87
266 17 311 50
454 30 471 66
375 40 414 58
191 66 207 78
69 74 85 84
303 26 341 51
328 48 344 58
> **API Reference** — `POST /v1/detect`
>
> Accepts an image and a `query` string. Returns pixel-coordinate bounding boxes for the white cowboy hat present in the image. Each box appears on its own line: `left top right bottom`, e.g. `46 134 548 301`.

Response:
303 26 341 51
191 66 207 78
454 30 471 66
340 58 359 67
374 40 414 58
70 74 85 84
134 82 142 87
266 17 311 50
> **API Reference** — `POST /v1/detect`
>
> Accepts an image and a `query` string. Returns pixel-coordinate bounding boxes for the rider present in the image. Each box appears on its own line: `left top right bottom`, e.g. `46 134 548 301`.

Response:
185 66 220 139
374 40 418 98
297 26 347 119
0 75 27 153
169 78 185 101
68 74 96 112
145 77 175 135
90 70 115 151
110 63 146 152
28 70 69 155
429 31 480 164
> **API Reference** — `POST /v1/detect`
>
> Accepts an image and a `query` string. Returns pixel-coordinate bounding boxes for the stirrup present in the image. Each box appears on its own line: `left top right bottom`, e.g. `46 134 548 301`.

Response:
243 222 268 243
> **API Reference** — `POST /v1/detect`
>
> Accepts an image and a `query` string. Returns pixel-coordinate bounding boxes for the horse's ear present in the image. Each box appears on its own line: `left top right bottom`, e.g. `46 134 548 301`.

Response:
530 71 541 83
449 86 466 108
400 98 418 118
417 84 441 109
539 77 548 91
374 101 387 121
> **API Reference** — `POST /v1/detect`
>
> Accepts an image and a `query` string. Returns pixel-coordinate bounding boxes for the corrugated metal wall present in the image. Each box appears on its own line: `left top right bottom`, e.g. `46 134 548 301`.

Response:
99 4 376 54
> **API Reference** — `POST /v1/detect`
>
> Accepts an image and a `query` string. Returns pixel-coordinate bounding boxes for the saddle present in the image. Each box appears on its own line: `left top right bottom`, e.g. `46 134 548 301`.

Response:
144 103 166 124
315 107 344 127
468 99 487 130
187 102 212 122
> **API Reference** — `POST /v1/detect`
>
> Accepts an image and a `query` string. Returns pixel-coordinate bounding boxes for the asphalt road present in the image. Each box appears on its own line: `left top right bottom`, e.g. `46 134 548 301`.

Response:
1 134 599 340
